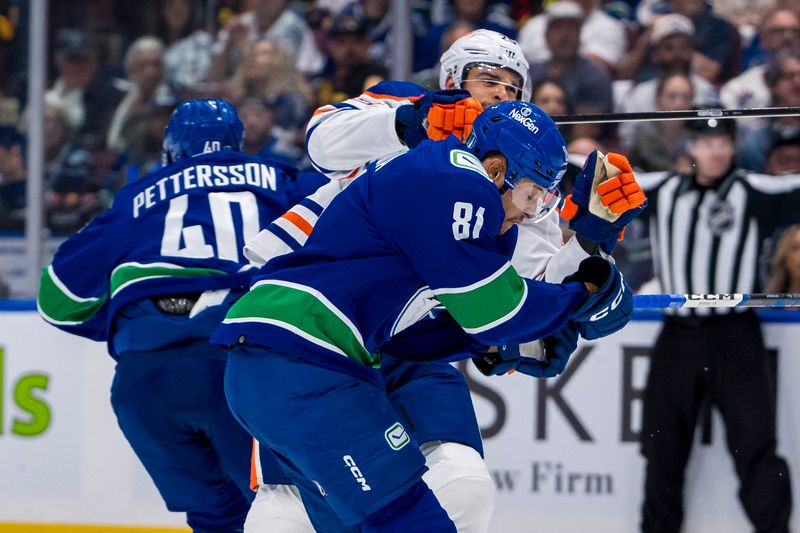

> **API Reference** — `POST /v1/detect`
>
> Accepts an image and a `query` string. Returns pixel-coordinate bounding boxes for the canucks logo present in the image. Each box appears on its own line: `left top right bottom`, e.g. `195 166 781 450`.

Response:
450 149 491 181
385 422 410 451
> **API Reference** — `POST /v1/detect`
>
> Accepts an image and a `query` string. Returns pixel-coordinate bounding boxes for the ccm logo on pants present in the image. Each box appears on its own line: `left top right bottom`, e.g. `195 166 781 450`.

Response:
343 455 372 491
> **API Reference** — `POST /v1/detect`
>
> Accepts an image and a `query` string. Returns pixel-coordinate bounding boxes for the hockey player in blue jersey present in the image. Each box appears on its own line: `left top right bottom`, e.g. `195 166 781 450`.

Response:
242 30 645 533
36 99 324 532
215 100 636 532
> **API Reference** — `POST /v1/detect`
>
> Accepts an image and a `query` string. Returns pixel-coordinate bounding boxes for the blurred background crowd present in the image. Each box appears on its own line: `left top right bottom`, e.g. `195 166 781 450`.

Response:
1 0 800 297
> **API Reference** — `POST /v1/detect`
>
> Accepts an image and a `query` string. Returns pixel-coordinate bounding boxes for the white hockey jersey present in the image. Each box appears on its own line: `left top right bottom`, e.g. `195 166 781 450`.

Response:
245 80 590 281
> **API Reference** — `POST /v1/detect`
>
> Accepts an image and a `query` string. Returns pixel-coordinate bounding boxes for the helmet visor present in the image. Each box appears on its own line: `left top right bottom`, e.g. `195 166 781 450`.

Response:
462 63 525 100
507 178 562 223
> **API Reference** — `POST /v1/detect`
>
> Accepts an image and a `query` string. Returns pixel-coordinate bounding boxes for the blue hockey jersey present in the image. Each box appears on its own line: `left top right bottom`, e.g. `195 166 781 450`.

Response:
211 136 589 368
38 151 318 352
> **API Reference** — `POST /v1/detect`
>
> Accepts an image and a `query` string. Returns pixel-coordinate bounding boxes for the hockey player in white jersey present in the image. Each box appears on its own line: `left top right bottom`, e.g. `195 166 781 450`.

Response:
242 30 645 532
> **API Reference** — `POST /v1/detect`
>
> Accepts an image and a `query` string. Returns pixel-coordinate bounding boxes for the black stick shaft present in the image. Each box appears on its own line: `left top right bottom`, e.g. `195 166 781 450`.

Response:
551 107 800 125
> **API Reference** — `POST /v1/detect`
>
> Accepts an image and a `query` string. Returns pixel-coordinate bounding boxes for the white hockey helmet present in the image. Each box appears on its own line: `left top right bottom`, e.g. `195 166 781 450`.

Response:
439 29 531 102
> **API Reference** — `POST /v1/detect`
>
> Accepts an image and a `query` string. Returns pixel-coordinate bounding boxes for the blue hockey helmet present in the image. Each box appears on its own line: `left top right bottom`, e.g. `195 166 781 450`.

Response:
162 98 244 165
465 101 568 221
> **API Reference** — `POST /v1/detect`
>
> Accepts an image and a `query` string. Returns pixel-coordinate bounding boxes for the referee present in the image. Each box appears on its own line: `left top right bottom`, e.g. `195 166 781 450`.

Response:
637 115 799 533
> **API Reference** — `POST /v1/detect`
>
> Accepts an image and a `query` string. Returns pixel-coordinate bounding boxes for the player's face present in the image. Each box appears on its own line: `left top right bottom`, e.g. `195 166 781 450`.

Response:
459 65 524 108
499 178 556 234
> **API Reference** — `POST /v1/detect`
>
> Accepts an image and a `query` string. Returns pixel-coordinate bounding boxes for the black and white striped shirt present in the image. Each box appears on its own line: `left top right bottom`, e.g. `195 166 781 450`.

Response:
640 168 800 316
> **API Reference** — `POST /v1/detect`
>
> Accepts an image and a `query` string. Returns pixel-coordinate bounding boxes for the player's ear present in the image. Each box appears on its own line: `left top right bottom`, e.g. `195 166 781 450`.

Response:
445 75 457 90
482 155 507 188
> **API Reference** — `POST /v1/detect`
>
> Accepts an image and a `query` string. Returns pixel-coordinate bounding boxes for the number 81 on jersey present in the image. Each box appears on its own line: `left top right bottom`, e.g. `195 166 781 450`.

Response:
452 201 485 240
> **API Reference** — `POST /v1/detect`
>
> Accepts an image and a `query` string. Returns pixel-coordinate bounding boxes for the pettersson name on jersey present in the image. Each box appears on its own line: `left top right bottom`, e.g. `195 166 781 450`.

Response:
133 162 279 218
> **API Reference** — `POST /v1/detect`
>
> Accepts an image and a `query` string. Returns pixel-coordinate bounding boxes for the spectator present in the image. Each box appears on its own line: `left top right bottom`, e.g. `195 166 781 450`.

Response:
223 37 312 130
106 36 176 154
619 0 740 85
411 20 476 90
529 0 614 141
0 0 21 127
765 131 800 175
238 96 303 166
46 147 116 236
531 76 574 141
295 5 333 79
532 76 571 116
415 0 518 71
671 0 741 83
0 126 25 231
208 0 310 81
765 224 800 293
315 13 387 106
46 28 124 149
42 98 74 177
518 0 628 73
21 97 117 235
721 8 800 115
158 0 214 96
339 0 406 66
629 72 695 171
123 104 176 175
616 14 717 147
738 50 800 171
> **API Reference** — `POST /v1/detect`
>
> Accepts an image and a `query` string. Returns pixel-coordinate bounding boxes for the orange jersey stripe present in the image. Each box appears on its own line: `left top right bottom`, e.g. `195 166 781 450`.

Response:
341 166 361 180
312 106 336 117
250 438 259 491
362 91 424 102
282 211 314 236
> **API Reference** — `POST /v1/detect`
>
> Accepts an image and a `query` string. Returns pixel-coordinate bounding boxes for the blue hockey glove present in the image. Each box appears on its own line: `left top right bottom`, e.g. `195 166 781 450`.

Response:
394 89 481 148
471 322 580 379
560 150 647 254
565 256 633 340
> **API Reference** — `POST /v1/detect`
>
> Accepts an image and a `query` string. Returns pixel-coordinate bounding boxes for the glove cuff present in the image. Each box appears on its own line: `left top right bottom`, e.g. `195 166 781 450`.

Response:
563 256 612 289
395 104 427 148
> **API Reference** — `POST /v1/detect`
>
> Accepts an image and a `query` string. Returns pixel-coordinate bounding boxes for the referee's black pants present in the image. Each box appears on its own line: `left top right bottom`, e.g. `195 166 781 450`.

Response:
640 310 792 533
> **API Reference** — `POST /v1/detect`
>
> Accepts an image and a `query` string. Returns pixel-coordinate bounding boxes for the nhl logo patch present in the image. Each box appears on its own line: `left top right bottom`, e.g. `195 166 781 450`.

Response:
708 198 734 235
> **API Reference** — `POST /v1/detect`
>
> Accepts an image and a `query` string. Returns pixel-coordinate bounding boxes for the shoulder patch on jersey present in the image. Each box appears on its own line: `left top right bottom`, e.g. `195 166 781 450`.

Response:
450 149 491 181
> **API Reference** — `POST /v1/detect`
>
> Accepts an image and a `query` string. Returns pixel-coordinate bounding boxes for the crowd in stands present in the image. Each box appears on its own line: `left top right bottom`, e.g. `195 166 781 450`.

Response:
1 0 800 291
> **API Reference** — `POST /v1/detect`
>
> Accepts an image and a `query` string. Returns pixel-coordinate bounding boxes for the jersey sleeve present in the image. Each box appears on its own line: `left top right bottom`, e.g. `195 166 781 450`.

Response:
243 179 346 266
37 207 125 340
375 168 588 347
305 81 426 180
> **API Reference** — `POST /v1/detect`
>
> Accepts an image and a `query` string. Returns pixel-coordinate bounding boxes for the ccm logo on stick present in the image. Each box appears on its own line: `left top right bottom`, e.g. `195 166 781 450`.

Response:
343 455 371 492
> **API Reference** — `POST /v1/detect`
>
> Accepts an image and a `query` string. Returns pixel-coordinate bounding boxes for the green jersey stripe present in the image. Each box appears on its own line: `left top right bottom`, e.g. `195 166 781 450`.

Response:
224 280 378 366
110 262 226 297
38 266 106 325
435 263 527 331
435 261 513 295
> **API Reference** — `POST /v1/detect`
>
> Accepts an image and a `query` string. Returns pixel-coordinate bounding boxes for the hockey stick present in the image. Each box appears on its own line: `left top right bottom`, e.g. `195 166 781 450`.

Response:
634 293 800 309
551 107 800 125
